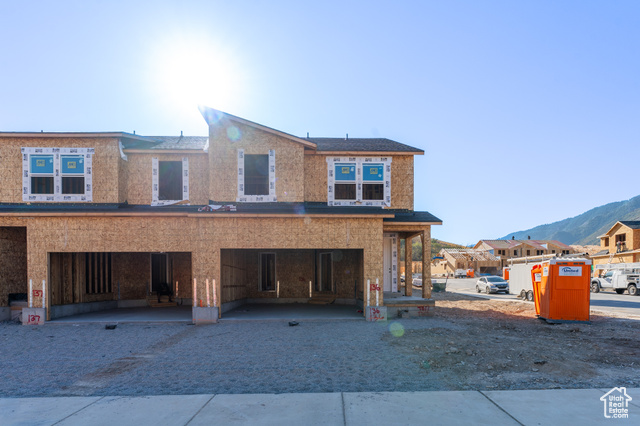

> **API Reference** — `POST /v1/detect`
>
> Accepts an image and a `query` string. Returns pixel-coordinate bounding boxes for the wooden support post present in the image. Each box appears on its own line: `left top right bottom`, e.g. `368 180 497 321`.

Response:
405 236 413 296
421 228 432 299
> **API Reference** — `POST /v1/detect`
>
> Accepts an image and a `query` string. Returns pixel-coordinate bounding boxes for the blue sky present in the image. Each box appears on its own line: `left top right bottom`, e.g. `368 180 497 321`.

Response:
1 1 638 245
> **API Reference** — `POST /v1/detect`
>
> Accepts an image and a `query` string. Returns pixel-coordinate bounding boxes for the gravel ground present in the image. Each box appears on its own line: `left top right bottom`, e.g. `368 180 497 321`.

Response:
1 293 639 397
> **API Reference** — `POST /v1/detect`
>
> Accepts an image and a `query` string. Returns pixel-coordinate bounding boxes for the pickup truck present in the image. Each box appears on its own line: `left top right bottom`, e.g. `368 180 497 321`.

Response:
591 270 640 295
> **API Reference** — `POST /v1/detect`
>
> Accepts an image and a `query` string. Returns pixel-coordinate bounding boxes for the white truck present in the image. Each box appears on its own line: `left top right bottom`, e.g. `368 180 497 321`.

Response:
591 263 640 296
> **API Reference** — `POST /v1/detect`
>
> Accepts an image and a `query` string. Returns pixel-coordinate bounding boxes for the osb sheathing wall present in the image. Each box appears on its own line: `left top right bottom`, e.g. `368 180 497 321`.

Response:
124 153 209 205
0 137 122 203
233 249 362 301
3 215 383 310
0 227 27 306
303 154 415 209
209 120 305 203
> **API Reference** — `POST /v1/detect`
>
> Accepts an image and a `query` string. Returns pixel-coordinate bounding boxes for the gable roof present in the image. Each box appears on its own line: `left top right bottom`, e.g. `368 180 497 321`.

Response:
600 220 640 238
308 137 424 154
199 106 317 149
199 106 424 155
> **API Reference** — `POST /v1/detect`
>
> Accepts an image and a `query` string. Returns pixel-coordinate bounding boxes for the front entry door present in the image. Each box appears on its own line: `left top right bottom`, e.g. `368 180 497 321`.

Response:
151 253 168 293
383 233 398 292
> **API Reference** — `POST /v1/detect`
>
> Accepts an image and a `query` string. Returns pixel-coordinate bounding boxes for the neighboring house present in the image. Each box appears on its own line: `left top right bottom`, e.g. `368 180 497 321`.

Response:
473 239 573 269
592 221 640 271
431 249 501 276
0 107 442 322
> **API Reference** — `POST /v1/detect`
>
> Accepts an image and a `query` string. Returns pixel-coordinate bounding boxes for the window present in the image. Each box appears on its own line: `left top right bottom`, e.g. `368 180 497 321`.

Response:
22 147 93 202
513 250 518 256
536 250 543 255
237 149 276 202
244 155 269 195
526 250 531 256
327 157 391 206
61 155 85 194
152 157 189 206
259 253 276 291
362 163 384 200
334 163 356 200
159 161 183 200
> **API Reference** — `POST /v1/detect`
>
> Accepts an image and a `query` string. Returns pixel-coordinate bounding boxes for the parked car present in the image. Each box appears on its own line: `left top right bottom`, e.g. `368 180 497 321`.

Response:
412 273 422 286
476 276 509 294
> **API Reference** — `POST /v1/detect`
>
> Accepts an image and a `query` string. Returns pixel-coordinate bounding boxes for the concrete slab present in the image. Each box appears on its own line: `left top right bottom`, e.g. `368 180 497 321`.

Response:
47 306 192 324
57 394 213 426
343 391 519 425
484 388 612 426
190 393 344 426
192 306 218 324
221 303 363 321
0 396 101 426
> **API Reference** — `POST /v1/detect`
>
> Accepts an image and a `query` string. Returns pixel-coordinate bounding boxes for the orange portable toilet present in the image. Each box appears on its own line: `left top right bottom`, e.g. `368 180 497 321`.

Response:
538 259 591 322
530 264 543 316
467 269 474 278
503 267 510 281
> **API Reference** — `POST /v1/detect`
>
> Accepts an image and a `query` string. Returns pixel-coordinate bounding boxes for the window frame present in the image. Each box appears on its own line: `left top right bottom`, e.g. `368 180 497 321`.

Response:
237 149 276 202
326 157 392 207
151 157 189 206
22 147 93 202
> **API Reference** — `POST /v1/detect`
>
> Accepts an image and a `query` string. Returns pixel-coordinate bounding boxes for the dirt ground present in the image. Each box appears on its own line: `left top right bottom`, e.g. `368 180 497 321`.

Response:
385 292 640 390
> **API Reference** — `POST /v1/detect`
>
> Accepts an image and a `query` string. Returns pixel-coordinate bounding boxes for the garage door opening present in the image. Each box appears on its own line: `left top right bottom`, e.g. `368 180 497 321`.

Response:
47 252 192 320
219 249 364 318
0 227 27 321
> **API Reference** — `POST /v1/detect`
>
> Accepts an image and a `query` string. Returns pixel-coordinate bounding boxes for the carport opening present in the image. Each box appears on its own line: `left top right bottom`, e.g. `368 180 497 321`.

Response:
0 227 27 321
220 249 364 316
47 252 192 320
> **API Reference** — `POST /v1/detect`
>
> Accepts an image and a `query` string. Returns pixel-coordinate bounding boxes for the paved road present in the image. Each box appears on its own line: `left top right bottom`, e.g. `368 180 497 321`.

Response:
440 277 640 318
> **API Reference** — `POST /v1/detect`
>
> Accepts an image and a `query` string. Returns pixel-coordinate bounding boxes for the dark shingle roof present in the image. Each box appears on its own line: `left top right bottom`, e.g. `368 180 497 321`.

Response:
307 137 423 154
121 135 208 150
620 221 640 229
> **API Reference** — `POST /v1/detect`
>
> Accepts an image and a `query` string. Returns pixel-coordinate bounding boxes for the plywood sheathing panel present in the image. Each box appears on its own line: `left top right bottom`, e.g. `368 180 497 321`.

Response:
0 227 27 306
112 252 150 300
0 137 121 203
209 120 305 203
2 215 383 311
304 154 414 209
125 153 209 205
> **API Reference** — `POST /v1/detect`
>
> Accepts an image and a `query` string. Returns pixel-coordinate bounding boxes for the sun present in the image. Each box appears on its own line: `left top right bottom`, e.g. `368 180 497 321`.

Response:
151 36 246 115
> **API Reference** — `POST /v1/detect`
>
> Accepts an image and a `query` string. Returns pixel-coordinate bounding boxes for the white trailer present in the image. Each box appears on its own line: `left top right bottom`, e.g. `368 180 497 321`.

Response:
507 262 536 301
507 253 590 301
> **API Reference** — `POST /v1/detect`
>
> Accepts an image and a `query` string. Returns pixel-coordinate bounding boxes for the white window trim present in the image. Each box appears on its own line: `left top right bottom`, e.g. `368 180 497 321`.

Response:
326 157 392 207
22 147 93 202
151 157 189 206
237 149 276 202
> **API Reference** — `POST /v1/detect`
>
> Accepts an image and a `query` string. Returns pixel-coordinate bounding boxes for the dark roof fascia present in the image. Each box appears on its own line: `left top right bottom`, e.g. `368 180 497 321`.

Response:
619 221 640 230
0 202 440 223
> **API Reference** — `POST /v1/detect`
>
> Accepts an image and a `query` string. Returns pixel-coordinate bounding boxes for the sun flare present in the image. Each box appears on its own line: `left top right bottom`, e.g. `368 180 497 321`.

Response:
151 36 245 114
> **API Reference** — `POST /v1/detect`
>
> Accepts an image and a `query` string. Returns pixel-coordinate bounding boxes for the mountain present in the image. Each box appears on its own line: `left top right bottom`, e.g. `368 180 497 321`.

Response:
499 195 640 245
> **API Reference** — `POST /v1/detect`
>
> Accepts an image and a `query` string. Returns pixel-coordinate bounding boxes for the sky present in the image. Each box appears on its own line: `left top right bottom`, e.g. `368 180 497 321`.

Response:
1 1 638 245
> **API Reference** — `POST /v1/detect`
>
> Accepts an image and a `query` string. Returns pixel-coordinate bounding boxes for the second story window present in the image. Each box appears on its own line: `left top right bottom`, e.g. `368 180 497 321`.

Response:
327 157 391 207
237 149 276 202
244 155 269 195
22 147 93 202
334 163 356 200
152 157 189 206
